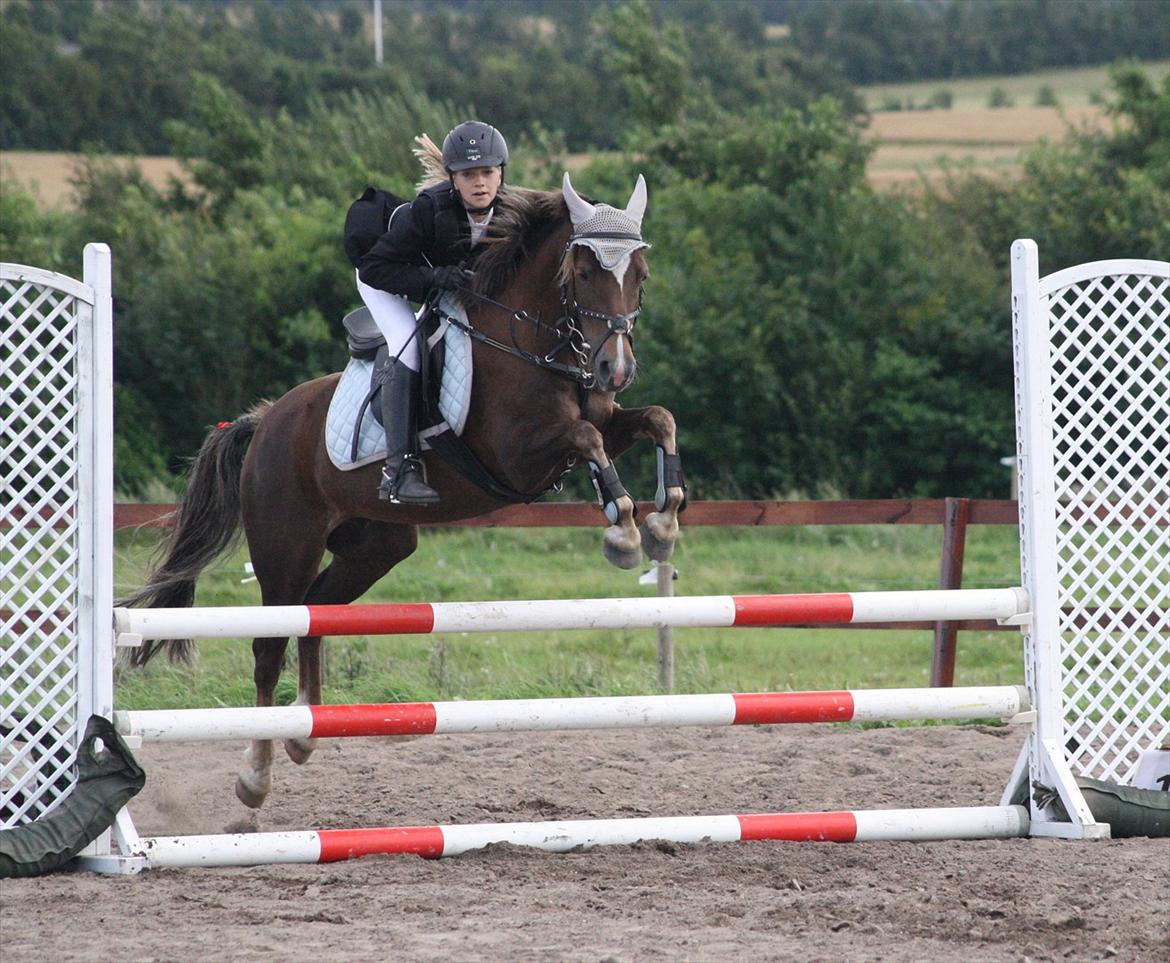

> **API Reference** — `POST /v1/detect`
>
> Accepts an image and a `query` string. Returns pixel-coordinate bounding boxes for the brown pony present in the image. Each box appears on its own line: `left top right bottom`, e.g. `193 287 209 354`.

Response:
122 174 686 808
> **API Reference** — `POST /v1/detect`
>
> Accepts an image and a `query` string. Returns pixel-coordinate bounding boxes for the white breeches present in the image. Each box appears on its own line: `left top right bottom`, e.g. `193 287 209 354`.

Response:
356 273 422 372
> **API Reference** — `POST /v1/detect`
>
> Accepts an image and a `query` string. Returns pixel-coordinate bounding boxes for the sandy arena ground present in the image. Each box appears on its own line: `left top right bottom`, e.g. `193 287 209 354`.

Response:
2 723 1167 962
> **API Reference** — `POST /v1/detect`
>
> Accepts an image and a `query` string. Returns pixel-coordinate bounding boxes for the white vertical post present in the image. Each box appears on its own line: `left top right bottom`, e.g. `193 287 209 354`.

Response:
74 243 118 862
80 242 116 727
1010 239 1107 839
373 0 383 66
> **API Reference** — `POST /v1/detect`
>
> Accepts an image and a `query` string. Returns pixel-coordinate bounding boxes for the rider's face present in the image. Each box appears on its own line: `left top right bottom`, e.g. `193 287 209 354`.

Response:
452 166 502 211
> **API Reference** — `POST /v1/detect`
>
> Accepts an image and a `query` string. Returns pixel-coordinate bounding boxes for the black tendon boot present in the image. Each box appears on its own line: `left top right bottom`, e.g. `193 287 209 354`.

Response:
376 360 440 504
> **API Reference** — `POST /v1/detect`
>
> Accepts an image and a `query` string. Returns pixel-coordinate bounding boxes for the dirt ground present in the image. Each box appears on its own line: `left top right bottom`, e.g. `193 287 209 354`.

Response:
2 723 1167 962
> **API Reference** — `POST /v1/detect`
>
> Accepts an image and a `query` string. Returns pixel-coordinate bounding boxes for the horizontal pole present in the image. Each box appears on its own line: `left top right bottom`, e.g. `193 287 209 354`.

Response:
113 588 1029 643
117 685 1030 743
2 609 1027 635
95 498 1165 530
140 805 1030 867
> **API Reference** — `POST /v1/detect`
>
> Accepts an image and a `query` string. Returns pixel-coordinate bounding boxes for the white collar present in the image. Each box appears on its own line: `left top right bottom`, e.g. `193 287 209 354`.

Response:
468 208 493 245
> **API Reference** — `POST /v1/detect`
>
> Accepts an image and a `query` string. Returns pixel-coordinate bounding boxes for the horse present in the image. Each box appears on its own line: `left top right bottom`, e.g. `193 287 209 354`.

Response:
121 173 687 809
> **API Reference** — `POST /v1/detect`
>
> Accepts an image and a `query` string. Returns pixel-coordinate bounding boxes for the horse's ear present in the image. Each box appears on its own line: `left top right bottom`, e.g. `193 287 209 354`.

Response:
625 174 647 227
562 172 596 227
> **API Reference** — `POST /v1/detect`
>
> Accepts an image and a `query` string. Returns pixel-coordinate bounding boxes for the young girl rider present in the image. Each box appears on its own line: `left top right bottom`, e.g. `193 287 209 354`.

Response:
354 120 508 504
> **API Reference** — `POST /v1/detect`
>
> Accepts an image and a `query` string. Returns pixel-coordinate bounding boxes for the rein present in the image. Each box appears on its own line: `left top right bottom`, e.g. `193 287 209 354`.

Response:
442 287 595 387
448 229 645 392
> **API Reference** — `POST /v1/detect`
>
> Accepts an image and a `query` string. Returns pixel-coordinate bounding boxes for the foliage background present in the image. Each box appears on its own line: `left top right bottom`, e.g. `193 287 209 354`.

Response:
1 0 1167 499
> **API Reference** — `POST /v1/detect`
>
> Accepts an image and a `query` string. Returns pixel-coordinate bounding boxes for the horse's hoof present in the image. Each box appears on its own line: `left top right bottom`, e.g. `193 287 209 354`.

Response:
284 737 317 765
235 772 270 810
603 528 643 570
639 513 678 563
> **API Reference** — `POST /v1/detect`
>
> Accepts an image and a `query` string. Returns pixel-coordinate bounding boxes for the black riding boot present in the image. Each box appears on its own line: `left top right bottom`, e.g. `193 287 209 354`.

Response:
376 360 439 505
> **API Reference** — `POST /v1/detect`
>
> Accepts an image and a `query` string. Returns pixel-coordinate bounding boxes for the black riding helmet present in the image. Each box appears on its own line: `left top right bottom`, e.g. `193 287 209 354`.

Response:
442 121 509 172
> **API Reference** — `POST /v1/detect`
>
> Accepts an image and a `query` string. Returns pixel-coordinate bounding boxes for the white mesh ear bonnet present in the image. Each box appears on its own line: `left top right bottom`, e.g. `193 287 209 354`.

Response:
562 173 649 284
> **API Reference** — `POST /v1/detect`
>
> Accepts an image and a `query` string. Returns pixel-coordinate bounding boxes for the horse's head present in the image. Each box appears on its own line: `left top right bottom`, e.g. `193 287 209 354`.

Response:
561 173 650 393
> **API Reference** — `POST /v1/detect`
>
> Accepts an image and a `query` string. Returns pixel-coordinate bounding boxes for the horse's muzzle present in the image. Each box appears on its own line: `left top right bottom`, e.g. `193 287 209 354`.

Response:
596 355 636 393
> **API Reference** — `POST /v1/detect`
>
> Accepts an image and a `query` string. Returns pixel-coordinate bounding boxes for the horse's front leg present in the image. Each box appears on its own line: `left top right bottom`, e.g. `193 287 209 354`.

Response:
565 421 643 570
602 404 688 562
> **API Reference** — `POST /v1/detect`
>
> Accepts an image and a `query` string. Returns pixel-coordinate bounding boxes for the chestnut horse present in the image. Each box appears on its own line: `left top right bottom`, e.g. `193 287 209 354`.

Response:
122 174 687 808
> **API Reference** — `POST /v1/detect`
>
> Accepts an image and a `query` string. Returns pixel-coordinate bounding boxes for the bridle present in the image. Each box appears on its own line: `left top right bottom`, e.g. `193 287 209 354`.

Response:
444 229 645 392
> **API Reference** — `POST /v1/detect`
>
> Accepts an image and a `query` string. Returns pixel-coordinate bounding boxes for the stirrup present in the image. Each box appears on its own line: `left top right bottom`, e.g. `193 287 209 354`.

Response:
378 459 439 505
376 467 398 502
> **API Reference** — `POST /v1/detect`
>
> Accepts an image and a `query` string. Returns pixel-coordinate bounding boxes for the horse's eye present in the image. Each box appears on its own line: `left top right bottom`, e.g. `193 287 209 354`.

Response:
577 267 594 282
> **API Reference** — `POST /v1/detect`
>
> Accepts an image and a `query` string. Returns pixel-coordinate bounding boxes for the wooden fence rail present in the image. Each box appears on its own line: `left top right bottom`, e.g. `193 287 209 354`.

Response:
110 499 1019 530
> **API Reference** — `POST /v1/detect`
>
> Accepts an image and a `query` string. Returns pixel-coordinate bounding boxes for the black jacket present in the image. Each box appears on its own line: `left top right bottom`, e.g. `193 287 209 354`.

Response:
357 182 474 303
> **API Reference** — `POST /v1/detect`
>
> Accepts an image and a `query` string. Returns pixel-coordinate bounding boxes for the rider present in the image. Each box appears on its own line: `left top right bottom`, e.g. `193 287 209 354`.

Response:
355 120 509 504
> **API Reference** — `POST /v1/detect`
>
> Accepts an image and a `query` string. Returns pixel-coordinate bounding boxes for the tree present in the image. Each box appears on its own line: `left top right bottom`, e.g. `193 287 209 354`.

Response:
924 64 1170 275
587 97 1012 498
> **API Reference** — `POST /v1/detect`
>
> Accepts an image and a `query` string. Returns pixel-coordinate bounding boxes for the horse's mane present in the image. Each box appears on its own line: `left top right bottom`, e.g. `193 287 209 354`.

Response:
473 188 569 298
414 133 569 299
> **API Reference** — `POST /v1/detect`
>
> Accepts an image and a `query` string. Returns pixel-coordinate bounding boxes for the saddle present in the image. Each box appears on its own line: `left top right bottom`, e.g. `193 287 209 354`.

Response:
336 302 451 458
326 301 537 503
342 305 407 438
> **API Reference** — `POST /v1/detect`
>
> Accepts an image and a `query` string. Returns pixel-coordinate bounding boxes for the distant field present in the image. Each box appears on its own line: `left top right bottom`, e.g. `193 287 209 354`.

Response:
860 60 1169 111
860 60 1168 188
0 151 188 209
863 104 1108 189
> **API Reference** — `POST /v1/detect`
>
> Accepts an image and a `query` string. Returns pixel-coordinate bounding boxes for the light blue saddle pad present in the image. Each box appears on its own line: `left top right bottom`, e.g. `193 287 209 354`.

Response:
324 297 472 471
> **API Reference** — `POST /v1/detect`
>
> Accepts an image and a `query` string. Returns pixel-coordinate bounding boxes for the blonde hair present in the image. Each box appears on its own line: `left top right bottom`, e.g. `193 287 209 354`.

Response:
412 134 448 193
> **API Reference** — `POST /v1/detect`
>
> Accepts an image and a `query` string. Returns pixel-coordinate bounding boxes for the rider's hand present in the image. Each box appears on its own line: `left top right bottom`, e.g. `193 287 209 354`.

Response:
431 265 475 291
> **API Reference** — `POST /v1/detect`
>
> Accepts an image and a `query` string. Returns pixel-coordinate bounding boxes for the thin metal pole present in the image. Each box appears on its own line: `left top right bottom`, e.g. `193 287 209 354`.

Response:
656 562 675 691
373 0 383 66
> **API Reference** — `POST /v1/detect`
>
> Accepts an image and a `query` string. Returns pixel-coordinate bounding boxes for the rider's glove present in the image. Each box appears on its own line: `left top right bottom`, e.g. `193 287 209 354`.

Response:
431 265 475 291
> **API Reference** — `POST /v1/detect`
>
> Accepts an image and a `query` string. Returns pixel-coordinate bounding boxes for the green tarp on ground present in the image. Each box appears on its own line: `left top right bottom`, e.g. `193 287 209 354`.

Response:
0 715 145 878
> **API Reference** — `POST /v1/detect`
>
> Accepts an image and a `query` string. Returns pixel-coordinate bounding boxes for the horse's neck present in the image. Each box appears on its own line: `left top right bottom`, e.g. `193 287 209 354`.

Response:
477 228 569 354
462 224 587 490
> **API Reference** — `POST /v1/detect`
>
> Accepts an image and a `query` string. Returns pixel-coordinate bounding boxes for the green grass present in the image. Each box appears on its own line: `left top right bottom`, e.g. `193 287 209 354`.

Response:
860 60 1170 111
113 523 1027 711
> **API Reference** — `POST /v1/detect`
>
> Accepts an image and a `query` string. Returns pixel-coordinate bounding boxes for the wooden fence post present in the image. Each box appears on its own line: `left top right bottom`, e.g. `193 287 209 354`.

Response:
930 497 970 687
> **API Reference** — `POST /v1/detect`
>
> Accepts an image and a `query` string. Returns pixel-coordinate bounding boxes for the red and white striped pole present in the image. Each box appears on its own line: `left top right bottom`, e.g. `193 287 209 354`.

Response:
114 587 1028 644
141 805 1030 868
117 685 1029 743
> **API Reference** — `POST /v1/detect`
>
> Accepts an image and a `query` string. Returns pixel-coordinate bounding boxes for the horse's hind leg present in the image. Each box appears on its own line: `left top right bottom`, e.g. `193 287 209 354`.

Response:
236 530 328 809
283 634 324 766
236 636 290 808
282 520 419 766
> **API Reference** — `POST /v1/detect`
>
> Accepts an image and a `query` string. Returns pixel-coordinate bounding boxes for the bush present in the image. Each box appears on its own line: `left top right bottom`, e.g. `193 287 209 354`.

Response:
988 87 1014 108
113 384 170 496
1034 85 1059 107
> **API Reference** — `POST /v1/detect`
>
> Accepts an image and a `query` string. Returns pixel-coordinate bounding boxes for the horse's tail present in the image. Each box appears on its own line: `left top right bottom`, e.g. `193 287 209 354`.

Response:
120 402 270 667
